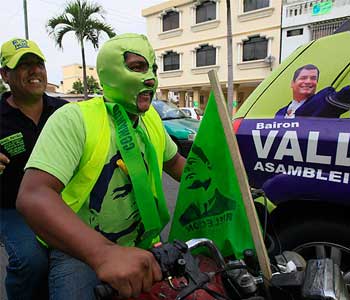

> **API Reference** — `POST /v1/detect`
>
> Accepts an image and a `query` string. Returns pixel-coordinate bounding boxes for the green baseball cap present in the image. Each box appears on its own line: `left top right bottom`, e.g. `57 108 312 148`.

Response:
0 38 45 69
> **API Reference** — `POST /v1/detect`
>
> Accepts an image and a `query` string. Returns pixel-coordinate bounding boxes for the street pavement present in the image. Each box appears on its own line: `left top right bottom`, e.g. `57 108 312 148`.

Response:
0 172 179 299
161 172 180 240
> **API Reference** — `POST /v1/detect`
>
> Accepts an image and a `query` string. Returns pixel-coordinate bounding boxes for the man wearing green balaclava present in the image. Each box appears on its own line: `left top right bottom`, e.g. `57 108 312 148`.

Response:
98 33 159 115
17 33 186 299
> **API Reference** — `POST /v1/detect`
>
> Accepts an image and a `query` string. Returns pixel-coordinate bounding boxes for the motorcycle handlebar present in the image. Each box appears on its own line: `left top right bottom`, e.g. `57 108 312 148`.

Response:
94 238 227 300
185 238 226 269
94 283 116 300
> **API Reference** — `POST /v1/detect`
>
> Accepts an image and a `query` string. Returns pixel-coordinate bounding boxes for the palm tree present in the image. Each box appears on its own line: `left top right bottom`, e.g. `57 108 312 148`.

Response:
47 0 115 99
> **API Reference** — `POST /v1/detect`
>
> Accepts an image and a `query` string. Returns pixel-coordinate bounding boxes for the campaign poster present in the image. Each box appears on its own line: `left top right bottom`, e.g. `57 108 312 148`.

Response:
235 32 350 205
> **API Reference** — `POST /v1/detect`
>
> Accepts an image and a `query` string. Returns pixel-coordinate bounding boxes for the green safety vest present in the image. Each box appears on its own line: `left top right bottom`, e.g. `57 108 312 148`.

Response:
62 97 166 214
39 97 166 247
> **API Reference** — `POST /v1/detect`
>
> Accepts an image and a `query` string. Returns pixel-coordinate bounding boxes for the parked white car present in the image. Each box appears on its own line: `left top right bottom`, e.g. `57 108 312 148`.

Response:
179 107 203 120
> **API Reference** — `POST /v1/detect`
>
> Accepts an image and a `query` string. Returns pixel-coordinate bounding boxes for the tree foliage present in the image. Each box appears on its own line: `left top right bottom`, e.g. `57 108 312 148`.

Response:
47 0 115 99
71 75 101 94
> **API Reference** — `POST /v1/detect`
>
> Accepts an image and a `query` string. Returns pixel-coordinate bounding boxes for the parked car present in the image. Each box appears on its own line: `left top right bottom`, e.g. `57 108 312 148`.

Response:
179 107 203 120
234 29 350 270
152 100 200 157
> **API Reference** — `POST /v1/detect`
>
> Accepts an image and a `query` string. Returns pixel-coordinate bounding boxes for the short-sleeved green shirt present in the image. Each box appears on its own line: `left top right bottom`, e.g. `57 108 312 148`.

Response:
26 103 177 246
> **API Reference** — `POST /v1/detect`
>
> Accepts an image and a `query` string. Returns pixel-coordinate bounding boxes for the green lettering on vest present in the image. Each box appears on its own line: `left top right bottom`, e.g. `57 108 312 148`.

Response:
123 143 135 150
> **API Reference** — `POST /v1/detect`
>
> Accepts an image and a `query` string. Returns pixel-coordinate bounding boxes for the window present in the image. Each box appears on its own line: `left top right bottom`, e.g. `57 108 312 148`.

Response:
196 45 216 67
181 109 191 117
243 0 269 12
163 51 180 71
196 1 216 24
162 10 179 32
243 36 267 61
287 28 304 37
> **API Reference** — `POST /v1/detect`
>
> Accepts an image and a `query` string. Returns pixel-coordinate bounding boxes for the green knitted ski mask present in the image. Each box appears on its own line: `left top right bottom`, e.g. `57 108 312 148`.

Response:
97 33 158 115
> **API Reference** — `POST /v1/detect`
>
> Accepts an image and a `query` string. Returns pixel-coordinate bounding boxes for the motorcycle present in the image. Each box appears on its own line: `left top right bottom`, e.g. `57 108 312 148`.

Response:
94 237 350 300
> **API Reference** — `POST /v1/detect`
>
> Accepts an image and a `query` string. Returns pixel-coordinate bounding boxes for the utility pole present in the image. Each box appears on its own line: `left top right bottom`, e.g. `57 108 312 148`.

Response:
226 0 233 117
23 0 29 39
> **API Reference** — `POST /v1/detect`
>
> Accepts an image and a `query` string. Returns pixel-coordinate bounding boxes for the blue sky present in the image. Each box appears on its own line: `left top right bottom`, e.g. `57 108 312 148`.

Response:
0 0 164 85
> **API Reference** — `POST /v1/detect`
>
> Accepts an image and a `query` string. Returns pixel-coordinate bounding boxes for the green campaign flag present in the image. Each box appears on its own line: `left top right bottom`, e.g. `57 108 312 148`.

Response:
168 92 255 258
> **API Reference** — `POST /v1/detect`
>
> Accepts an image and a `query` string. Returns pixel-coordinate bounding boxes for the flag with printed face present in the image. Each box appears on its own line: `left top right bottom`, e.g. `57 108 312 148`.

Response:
168 92 255 258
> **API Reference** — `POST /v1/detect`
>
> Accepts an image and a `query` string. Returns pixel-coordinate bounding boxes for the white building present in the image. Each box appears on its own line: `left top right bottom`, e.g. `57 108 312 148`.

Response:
281 0 350 61
142 0 282 111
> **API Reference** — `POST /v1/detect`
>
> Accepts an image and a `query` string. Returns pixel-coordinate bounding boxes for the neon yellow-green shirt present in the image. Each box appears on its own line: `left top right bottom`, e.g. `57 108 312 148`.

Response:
26 103 177 247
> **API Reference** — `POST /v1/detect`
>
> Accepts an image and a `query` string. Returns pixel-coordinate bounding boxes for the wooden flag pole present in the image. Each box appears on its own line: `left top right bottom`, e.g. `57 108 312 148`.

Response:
208 70 272 281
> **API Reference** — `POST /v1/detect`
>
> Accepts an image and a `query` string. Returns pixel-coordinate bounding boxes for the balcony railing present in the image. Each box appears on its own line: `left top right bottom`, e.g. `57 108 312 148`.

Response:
310 17 349 38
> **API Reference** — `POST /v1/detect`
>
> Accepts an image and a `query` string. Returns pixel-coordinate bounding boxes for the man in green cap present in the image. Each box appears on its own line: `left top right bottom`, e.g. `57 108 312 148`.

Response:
0 38 67 299
17 33 186 299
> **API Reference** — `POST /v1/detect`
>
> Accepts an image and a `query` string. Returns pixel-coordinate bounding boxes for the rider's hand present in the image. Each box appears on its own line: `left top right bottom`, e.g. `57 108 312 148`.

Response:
0 152 10 174
94 244 162 299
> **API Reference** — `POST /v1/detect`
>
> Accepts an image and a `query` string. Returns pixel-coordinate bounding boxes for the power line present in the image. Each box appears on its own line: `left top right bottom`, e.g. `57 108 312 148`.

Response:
36 0 62 8
106 13 146 25
2 7 22 20
23 0 29 38
103 9 146 24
